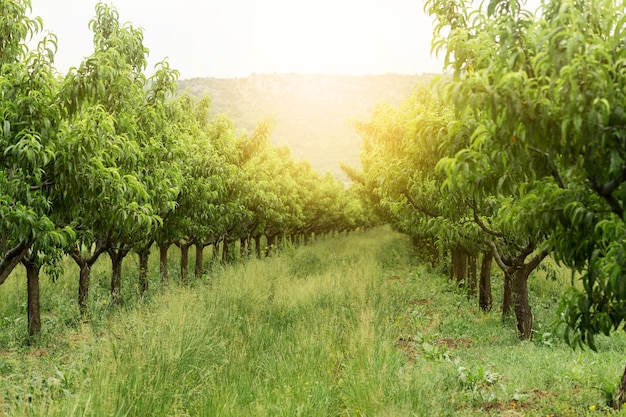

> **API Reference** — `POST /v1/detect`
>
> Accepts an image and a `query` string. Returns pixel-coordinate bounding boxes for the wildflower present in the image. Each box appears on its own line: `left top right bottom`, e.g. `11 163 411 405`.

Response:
589 404 596 411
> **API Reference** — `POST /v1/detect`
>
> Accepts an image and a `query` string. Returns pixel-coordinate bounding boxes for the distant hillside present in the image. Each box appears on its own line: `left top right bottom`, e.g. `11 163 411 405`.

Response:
177 73 434 181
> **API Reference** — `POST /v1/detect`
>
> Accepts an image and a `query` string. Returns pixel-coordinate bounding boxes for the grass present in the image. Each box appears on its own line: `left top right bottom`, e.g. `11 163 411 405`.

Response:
0 227 625 416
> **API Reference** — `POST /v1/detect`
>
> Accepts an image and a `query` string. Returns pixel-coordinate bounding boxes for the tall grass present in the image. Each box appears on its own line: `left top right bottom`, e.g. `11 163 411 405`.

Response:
1 227 625 416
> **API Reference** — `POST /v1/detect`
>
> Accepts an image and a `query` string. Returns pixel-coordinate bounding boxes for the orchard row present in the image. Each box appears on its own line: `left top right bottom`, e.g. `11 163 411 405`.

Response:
350 0 626 375
0 2 374 336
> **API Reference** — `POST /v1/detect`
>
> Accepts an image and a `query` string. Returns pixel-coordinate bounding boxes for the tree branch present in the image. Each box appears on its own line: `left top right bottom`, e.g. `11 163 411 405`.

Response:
471 206 504 238
528 146 566 189
591 169 626 219
0 238 33 286
403 190 440 218
486 239 510 272
29 179 54 191
526 245 550 272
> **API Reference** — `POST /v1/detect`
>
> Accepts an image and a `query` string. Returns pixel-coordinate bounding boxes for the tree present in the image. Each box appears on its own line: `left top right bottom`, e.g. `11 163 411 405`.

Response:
426 0 626 405
57 2 164 313
0 0 74 335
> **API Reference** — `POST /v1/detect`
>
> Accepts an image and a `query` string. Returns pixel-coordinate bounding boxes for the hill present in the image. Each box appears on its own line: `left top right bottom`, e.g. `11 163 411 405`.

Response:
177 73 434 181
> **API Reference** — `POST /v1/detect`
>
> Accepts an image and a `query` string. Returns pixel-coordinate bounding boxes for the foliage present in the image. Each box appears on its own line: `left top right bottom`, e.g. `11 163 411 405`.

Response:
426 0 626 350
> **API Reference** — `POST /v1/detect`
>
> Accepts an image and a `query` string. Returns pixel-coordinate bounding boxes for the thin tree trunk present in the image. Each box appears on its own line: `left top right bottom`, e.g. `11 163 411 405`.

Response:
453 247 467 287
195 243 204 279
502 272 514 320
212 242 220 263
450 248 457 280
467 254 477 298
254 235 262 258
240 237 248 258
479 251 493 312
108 246 130 306
137 245 150 295
71 239 109 317
222 239 230 263
513 266 534 339
179 242 191 282
265 235 276 257
159 242 170 284
24 257 41 336
77 260 91 317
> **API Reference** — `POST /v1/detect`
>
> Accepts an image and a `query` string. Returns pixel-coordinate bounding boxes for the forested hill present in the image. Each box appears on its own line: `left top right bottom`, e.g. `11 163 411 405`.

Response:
177 73 434 181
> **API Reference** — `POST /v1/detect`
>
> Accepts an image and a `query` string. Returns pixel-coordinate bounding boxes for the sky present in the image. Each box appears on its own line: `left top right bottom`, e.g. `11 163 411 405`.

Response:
28 0 443 79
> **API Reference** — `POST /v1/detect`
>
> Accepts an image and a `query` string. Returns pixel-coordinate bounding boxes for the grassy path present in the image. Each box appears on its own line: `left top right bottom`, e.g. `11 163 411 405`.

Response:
1 227 625 416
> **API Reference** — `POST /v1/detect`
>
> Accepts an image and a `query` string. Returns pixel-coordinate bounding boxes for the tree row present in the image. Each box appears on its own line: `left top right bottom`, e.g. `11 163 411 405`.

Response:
0 1 373 336
347 0 626 407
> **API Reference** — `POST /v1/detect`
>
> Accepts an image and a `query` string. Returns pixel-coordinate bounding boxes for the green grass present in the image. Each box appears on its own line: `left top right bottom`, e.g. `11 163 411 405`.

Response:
0 227 625 416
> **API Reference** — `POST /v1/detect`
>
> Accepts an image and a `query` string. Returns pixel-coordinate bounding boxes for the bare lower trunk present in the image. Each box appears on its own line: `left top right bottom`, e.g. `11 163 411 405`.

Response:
240 237 249 259
222 239 229 263
479 251 493 312
195 244 204 279
254 235 262 258
212 242 220 263
25 258 41 336
109 247 129 306
452 246 467 287
467 254 477 298
159 242 170 284
78 262 90 317
137 245 150 295
179 242 191 282
502 272 514 320
513 266 533 339
265 235 276 257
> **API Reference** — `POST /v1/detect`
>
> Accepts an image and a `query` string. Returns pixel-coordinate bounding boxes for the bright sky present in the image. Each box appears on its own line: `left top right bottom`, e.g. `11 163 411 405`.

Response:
29 0 443 79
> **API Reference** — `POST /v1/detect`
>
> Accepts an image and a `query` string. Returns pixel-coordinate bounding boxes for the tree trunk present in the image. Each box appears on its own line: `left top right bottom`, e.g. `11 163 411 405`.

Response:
613 364 626 409
222 239 229 263
450 248 457 280
179 242 191 282
74 258 91 317
479 251 493 312
254 235 262 258
212 242 220 263
265 235 276 257
195 243 204 279
24 257 41 336
240 237 248 258
137 245 150 295
502 271 514 320
159 242 170 284
452 246 467 287
513 266 534 339
467 254 477 298
108 246 130 306
71 238 109 317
